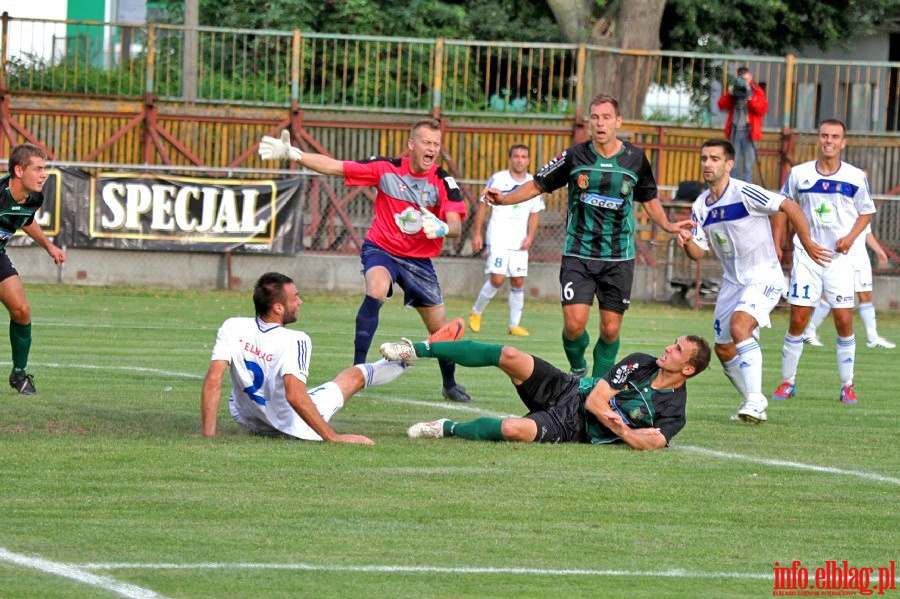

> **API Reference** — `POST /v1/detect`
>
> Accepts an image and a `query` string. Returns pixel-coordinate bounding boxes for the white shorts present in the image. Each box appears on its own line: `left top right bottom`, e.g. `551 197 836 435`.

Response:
230 381 344 441
713 280 783 345
850 251 873 293
787 249 854 308
485 246 529 278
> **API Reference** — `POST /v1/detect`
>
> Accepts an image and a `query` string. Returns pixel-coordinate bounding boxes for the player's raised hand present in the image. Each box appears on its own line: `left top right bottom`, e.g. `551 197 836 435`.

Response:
421 211 449 239
258 129 303 162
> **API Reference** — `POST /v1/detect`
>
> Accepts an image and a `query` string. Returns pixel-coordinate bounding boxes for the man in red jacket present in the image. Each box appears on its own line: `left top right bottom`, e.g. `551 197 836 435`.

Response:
717 67 768 183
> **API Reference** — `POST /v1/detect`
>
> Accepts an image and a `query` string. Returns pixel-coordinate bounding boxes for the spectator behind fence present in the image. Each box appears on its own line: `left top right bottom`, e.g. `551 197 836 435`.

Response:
717 67 768 184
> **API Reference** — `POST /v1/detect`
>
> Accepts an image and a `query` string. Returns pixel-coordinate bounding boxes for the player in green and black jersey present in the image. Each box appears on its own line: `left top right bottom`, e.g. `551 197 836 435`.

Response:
0 143 66 395
386 334 711 451
483 94 694 378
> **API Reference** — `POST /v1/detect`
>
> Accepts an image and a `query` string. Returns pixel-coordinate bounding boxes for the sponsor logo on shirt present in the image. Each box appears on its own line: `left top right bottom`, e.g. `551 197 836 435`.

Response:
611 361 640 385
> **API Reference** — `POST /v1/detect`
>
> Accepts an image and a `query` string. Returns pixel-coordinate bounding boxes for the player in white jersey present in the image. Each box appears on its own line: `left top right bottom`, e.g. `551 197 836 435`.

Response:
469 144 545 336
772 119 876 405
678 139 829 423
802 227 895 349
200 272 455 443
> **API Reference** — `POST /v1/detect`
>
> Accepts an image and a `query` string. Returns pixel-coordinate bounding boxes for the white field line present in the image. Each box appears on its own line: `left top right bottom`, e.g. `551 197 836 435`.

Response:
0 361 203 379
0 547 167 599
81 561 773 580
678 445 900 485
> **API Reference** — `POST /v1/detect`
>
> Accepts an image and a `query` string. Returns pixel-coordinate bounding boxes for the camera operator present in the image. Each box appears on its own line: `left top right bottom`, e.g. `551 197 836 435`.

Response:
717 67 768 183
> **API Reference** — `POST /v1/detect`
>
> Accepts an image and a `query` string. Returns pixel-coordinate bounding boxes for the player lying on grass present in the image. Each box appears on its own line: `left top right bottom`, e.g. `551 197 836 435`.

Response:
381 335 711 450
201 272 464 444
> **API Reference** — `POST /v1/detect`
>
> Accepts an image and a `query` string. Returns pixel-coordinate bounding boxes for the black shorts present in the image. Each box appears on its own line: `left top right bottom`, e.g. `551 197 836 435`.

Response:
559 255 634 314
516 356 586 443
0 253 18 284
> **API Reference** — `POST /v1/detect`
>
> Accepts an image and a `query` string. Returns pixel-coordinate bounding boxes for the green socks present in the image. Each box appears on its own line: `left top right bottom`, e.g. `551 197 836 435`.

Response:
9 321 32 374
412 340 502 368
445 417 505 441
562 330 589 371
592 337 620 378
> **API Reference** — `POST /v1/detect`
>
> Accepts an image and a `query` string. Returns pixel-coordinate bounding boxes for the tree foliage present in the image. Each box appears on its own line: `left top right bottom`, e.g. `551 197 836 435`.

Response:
661 0 899 54
159 0 561 42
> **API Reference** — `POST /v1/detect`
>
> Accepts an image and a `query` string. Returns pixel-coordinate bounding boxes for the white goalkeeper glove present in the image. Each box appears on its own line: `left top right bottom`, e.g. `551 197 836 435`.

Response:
258 130 303 162
421 211 449 239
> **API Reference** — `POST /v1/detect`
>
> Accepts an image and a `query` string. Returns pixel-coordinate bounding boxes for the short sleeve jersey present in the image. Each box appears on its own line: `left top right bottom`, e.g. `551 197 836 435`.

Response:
483 170 545 250
533 140 658 261
0 175 43 254
342 157 467 258
211 317 313 438
577 353 687 445
689 179 784 286
782 160 876 251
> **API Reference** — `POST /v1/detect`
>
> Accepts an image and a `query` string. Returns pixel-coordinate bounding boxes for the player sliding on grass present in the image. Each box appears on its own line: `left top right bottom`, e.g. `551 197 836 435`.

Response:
382 334 710 450
258 120 473 403
201 272 464 444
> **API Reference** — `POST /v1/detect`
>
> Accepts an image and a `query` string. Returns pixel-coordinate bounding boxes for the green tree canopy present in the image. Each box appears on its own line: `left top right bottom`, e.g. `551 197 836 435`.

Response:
661 0 899 54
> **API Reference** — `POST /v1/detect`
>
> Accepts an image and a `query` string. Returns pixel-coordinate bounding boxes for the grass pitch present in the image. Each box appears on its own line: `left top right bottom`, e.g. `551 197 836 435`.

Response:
0 285 897 598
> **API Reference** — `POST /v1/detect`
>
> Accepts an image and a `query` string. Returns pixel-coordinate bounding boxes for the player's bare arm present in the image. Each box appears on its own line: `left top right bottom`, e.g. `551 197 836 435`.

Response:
835 213 874 255
470 201 490 253
284 374 374 445
642 198 696 234
483 180 542 206
866 233 889 265
200 359 229 437
779 199 832 266
679 229 706 262
21 220 65 265
522 211 539 250
442 211 462 238
584 379 666 451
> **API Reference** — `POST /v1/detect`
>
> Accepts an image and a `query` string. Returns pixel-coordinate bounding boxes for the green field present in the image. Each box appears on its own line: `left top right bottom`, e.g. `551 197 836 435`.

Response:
1 285 897 598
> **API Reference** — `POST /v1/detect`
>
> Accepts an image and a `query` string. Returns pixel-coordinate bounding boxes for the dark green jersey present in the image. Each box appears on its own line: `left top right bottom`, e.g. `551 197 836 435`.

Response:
0 175 43 254
577 352 687 445
534 140 657 260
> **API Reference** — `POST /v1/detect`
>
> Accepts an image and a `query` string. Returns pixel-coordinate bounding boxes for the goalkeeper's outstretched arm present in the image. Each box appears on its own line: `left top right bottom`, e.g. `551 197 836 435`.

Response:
259 129 345 176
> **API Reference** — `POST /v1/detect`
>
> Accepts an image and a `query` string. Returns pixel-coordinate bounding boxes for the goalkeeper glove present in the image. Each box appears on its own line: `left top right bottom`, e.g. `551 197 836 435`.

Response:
258 130 303 162
421 211 449 239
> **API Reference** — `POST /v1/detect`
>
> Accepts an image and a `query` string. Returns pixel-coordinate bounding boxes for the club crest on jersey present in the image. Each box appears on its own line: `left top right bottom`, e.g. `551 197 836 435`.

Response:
394 206 423 234
577 173 590 190
620 180 632 196
611 362 640 385
629 405 649 422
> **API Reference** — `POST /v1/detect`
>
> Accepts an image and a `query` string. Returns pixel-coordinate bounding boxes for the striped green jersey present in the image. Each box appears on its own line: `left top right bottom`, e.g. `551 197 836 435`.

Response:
0 175 43 253
533 140 657 260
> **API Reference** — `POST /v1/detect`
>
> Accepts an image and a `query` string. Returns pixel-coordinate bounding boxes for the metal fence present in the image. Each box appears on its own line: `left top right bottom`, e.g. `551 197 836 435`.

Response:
4 14 900 279
5 15 900 131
